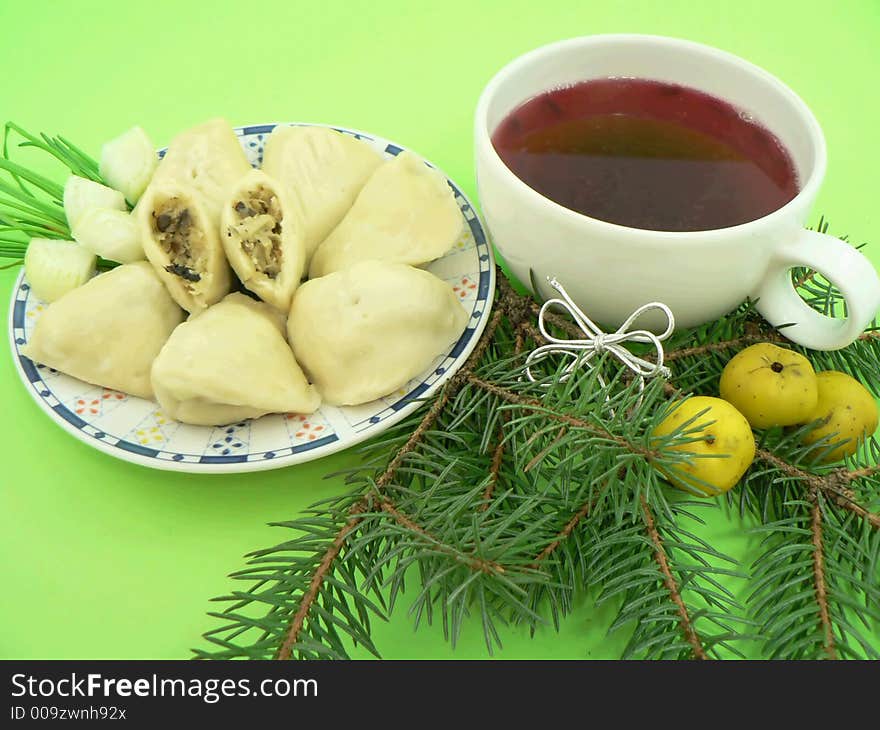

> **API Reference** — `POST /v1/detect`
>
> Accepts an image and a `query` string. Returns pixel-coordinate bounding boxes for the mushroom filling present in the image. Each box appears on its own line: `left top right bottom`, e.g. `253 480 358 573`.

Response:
229 185 283 279
152 198 206 289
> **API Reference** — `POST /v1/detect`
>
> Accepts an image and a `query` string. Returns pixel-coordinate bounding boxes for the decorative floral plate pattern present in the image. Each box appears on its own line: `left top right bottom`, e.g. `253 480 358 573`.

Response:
8 123 496 473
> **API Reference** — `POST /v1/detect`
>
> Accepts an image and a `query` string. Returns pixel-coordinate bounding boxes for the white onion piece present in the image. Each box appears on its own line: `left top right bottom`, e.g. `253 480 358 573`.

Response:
63 175 126 230
73 209 144 263
99 126 158 204
24 238 96 302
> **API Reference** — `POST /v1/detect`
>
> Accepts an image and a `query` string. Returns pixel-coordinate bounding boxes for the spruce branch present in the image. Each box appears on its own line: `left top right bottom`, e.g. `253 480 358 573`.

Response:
199 228 878 660
527 302 583 339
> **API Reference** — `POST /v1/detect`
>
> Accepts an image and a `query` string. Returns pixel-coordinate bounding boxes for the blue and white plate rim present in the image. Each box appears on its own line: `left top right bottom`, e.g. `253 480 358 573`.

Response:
8 121 496 473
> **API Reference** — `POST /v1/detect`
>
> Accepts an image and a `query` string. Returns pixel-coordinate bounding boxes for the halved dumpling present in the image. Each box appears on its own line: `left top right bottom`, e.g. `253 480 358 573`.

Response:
22 262 184 399
220 170 305 312
308 151 463 278
151 293 320 426
150 118 251 224
261 125 382 261
137 182 233 313
288 260 469 406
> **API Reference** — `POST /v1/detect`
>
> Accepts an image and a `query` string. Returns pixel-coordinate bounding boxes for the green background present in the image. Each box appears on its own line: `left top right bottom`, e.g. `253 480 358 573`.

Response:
1 0 878 659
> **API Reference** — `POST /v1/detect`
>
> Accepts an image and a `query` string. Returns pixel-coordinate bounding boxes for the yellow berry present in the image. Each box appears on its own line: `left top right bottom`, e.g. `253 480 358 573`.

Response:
652 396 756 496
719 343 817 429
801 371 879 462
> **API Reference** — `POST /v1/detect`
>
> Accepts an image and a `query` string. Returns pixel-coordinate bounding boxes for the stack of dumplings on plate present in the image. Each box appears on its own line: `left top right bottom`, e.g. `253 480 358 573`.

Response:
23 119 470 427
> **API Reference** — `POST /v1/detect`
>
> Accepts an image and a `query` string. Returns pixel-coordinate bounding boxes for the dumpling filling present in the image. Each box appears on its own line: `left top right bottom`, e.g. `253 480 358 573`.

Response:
152 199 207 288
219 170 303 311
228 185 283 279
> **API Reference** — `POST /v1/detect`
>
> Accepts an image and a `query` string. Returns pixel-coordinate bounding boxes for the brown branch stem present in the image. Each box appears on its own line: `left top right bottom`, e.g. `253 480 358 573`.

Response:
376 386 457 489
793 268 819 290
810 494 838 660
830 490 880 529
640 495 707 660
523 427 568 472
844 463 880 482
480 426 506 511
519 320 545 345
274 504 366 660
530 494 597 567
663 333 785 362
754 448 824 488
527 300 584 339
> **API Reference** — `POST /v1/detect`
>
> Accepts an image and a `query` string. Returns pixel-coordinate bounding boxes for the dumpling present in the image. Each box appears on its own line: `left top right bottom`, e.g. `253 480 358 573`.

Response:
220 170 306 312
151 293 320 425
261 125 382 260
22 262 184 399
137 119 251 313
137 182 233 313
149 118 251 223
308 151 462 279
288 260 468 405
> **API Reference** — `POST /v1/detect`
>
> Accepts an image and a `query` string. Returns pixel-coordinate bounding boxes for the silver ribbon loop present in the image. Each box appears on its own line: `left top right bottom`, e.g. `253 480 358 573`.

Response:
525 277 675 388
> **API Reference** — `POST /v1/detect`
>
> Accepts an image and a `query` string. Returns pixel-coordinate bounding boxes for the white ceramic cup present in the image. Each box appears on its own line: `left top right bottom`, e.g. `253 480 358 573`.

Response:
475 34 880 350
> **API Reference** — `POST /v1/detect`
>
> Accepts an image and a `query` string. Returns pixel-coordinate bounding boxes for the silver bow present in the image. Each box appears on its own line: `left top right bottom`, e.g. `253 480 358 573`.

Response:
525 278 674 392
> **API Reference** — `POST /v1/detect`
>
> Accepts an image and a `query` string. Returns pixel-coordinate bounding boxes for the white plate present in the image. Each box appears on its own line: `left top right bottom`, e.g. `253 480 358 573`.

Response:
8 123 495 473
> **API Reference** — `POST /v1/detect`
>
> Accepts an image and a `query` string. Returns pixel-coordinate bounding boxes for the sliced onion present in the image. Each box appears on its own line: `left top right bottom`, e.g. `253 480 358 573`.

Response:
24 238 96 302
99 126 158 204
73 209 144 264
64 175 126 230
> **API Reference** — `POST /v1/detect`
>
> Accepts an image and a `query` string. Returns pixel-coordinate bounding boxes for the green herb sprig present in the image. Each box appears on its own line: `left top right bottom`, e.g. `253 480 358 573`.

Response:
0 122 113 270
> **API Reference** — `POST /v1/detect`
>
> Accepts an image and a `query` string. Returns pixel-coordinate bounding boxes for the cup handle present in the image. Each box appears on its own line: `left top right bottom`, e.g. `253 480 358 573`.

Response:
753 229 880 350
